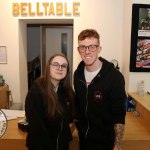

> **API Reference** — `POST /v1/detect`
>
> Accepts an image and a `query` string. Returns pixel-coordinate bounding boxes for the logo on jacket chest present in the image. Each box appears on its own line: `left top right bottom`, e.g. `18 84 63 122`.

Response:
94 91 103 102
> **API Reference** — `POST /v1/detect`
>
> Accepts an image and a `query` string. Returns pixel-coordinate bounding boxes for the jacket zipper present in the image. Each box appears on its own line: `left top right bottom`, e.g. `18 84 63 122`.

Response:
79 73 101 138
56 118 63 150
85 80 96 138
85 87 89 138
79 79 94 139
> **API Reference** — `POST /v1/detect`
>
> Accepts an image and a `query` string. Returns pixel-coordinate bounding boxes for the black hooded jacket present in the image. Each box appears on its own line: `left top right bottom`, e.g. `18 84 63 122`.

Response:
74 57 126 146
25 82 72 150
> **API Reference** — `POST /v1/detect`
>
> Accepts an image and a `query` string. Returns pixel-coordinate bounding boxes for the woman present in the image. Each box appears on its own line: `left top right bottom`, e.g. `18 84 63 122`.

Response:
25 53 75 150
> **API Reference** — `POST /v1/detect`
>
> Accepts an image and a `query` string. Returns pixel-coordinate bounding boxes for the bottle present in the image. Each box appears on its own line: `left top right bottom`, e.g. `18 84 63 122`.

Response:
137 80 144 97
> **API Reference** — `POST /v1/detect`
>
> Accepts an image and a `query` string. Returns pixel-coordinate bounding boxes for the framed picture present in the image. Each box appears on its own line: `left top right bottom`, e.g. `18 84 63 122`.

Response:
0 46 7 64
130 4 150 72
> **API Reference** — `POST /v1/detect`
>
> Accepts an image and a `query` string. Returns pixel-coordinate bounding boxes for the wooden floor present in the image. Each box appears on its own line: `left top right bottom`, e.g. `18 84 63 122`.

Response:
69 112 150 150
69 128 79 150
121 112 150 150
121 141 150 150
70 139 150 150
70 138 79 150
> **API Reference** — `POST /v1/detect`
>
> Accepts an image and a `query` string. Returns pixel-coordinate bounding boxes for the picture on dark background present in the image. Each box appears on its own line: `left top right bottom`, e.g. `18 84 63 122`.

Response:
136 39 150 68
130 4 150 72
138 8 150 36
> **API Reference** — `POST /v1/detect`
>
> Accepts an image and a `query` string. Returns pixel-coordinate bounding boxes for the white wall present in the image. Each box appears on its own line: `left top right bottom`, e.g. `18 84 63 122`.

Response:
0 0 149 105
0 1 20 104
19 20 28 109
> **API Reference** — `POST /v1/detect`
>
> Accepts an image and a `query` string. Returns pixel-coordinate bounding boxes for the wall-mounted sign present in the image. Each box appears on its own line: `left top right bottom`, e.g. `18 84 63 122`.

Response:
12 2 80 16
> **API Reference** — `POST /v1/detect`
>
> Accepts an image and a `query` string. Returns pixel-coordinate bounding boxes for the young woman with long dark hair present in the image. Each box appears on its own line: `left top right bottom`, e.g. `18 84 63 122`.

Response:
25 53 75 150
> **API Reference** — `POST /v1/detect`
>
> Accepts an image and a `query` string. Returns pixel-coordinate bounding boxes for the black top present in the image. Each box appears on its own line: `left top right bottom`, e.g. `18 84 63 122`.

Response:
25 82 72 150
74 57 126 148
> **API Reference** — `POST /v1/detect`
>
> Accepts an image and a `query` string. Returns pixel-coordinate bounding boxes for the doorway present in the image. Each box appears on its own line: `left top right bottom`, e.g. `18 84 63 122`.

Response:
27 23 73 89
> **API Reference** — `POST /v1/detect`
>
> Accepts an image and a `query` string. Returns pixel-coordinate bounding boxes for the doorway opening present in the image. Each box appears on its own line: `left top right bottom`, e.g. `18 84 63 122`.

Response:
27 21 73 89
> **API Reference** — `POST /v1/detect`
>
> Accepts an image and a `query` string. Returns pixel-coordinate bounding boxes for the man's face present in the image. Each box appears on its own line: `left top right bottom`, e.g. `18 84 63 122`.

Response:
78 37 101 67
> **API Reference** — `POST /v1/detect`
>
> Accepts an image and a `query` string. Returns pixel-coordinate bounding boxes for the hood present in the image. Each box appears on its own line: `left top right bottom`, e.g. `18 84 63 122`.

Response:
75 57 115 79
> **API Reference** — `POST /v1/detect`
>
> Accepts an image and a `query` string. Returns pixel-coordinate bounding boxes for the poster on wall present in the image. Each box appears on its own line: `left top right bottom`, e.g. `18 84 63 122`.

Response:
130 4 150 72
136 39 150 68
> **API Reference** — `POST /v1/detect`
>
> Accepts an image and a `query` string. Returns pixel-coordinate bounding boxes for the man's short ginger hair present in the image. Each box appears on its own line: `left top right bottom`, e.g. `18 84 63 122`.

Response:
78 29 100 45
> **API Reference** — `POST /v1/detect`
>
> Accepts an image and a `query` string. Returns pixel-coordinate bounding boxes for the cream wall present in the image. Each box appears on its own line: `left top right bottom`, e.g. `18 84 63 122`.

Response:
0 0 149 106
0 1 21 104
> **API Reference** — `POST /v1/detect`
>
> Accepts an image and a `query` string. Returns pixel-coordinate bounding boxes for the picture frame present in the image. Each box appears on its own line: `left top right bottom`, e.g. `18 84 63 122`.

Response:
130 4 150 72
0 46 7 64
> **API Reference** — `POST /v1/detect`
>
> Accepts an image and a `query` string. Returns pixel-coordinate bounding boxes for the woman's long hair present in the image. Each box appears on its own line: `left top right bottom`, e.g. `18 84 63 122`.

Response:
36 53 74 118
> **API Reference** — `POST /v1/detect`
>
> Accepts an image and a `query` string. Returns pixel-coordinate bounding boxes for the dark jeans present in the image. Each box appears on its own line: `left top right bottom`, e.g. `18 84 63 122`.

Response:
79 134 114 150
28 143 69 150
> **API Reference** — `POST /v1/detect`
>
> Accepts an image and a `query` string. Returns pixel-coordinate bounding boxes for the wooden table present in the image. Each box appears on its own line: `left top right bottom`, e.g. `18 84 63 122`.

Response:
0 118 27 150
121 112 150 150
128 92 150 126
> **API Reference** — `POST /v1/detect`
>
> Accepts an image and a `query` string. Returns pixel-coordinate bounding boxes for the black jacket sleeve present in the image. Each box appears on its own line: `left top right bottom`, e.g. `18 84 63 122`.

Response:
110 72 127 124
25 85 55 150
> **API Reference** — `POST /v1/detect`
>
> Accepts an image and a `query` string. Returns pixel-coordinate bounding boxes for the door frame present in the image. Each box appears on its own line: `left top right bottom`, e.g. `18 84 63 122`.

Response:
41 24 73 75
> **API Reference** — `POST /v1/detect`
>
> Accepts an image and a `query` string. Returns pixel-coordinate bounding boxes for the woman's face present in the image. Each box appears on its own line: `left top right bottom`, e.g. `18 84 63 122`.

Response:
50 56 68 85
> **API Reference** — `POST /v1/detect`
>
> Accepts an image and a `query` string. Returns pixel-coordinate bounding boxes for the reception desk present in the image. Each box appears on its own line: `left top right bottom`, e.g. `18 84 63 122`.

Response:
1 112 150 150
0 118 77 150
0 118 27 150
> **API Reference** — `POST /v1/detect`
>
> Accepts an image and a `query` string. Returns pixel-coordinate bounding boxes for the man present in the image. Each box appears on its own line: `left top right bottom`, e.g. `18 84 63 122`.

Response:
74 29 126 150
